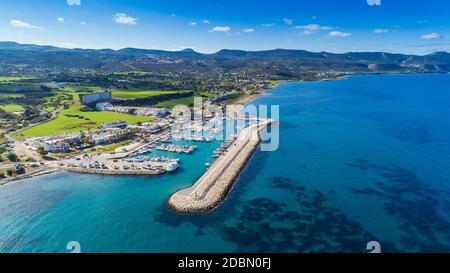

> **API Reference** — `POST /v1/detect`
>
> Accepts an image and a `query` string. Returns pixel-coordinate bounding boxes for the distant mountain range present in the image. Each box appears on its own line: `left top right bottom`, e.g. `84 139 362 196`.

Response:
1 41 449 76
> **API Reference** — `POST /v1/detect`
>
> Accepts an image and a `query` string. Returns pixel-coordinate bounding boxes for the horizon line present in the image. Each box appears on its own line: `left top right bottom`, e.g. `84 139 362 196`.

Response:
0 40 448 57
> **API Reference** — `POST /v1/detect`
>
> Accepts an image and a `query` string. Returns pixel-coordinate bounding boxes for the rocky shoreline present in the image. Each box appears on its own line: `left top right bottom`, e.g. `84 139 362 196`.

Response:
0 168 59 186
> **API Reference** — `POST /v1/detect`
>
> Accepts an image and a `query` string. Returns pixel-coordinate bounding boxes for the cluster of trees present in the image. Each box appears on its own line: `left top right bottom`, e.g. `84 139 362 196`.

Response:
0 108 15 120
1 151 18 162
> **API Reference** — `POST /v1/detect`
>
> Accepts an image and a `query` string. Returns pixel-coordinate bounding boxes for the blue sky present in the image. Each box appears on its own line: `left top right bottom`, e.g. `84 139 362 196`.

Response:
0 0 448 54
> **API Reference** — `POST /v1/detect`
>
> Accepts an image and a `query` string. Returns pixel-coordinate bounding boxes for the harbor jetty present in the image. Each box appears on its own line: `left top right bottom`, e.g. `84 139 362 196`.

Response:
168 120 273 212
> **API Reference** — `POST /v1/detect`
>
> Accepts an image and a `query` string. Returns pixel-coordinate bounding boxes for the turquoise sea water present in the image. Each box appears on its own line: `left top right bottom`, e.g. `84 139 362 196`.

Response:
1 74 450 253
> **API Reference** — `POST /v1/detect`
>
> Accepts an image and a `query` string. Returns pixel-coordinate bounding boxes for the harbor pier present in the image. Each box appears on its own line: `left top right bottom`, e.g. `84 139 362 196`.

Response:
168 120 272 212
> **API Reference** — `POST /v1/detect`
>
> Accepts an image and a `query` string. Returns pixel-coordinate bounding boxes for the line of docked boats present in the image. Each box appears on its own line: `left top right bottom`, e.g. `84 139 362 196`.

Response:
211 138 236 158
154 143 197 154
125 156 179 172
172 134 214 142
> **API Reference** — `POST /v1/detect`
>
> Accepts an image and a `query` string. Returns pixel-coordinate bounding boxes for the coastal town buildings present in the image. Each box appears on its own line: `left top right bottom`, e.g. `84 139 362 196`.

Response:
96 102 114 111
101 120 129 129
105 106 171 118
79 91 112 105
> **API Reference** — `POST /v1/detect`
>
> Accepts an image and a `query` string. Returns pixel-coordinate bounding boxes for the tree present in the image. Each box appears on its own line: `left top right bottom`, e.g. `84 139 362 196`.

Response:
3 152 18 162
6 169 14 177
37 146 48 158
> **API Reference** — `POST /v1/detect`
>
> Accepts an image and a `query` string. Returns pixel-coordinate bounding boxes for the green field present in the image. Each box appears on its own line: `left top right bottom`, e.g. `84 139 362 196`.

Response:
0 104 24 112
155 97 195 108
111 89 188 99
62 85 104 93
61 86 191 100
90 140 132 153
0 93 24 99
13 104 154 139
0 76 35 82
155 92 215 108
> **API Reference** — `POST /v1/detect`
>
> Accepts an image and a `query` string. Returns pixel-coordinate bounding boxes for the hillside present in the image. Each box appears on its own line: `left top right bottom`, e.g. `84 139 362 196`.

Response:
0 42 449 76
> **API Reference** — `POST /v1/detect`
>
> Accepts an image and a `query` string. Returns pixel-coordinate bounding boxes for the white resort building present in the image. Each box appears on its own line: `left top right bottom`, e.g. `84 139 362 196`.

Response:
96 102 114 111
101 120 129 129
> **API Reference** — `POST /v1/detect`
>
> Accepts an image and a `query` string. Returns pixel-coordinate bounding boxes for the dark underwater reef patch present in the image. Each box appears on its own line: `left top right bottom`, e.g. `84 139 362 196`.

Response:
154 172 396 252
220 192 396 252
360 111 437 144
221 176 397 252
347 159 450 252
384 126 436 144
0 189 70 222
0 232 47 252
351 188 384 197
270 176 304 192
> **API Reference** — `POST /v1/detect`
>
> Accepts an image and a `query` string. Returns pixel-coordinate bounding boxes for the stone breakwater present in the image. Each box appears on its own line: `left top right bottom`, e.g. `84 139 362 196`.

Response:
168 121 271 212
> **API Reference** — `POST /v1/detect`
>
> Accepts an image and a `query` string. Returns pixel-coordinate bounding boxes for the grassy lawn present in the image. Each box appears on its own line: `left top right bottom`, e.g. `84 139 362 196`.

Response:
0 76 35 82
0 93 24 99
89 140 132 153
62 86 191 100
0 104 24 113
61 86 104 93
111 89 190 99
13 104 154 139
155 92 215 108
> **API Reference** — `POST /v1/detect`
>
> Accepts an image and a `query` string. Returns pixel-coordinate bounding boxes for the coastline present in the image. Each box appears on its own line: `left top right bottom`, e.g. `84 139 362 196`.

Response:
0 167 59 187
230 79 285 106
230 77 346 106
0 81 277 188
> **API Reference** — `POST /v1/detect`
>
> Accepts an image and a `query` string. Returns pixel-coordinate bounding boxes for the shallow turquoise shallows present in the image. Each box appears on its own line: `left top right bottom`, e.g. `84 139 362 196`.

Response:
1 74 450 253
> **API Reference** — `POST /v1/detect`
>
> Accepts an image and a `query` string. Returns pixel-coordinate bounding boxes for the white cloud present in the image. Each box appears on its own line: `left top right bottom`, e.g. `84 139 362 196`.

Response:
243 28 255 33
9 19 42 30
80 21 87 26
374 28 389 34
57 17 65 22
203 20 210 24
67 0 81 6
115 13 137 25
189 22 197 26
209 26 231 33
295 24 333 35
283 18 293 25
421 32 441 40
328 31 351 38
262 23 275 27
